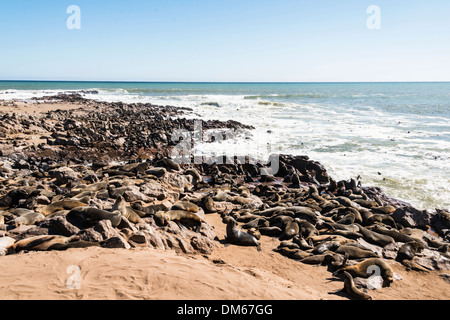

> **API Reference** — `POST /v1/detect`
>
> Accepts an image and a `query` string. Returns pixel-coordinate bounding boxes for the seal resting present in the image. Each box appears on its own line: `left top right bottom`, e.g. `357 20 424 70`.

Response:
66 207 122 228
154 210 205 231
0 237 15 255
40 200 88 216
13 235 78 252
225 217 260 248
12 211 45 227
336 258 395 287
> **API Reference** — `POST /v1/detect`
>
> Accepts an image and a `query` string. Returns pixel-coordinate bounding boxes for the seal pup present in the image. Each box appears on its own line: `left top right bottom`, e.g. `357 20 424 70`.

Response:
111 196 143 224
225 217 260 248
396 241 429 271
339 271 373 300
12 211 45 227
336 258 395 287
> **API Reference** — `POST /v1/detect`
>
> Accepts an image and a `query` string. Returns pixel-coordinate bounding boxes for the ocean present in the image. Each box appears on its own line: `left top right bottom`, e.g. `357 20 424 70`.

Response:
1 81 449 211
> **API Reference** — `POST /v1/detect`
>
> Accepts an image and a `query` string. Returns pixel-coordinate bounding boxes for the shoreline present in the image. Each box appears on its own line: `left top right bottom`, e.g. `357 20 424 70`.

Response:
0 94 449 300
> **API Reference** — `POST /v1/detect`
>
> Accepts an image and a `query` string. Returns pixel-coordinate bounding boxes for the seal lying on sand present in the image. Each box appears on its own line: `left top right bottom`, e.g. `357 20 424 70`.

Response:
13 235 78 252
225 216 260 248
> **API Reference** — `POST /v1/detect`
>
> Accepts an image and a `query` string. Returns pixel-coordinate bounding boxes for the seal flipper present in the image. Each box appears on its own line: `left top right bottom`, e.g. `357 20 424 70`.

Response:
256 243 262 252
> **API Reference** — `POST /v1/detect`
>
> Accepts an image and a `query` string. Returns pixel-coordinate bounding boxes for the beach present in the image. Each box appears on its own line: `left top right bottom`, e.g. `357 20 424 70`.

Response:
0 93 449 301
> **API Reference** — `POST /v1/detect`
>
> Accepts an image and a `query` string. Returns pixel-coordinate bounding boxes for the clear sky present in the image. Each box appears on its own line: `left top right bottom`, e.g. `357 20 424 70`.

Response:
1 0 449 82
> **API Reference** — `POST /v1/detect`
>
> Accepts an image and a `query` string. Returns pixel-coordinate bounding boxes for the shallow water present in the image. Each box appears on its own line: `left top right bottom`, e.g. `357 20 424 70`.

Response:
1 81 449 210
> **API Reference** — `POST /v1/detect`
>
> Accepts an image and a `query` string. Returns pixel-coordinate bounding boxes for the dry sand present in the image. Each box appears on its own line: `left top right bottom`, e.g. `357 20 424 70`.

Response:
0 212 448 300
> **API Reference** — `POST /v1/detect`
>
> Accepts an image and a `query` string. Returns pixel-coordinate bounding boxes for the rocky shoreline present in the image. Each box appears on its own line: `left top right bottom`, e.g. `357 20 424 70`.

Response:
0 94 449 299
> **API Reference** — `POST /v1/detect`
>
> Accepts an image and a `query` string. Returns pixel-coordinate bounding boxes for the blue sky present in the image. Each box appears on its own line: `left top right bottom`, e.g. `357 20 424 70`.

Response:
0 0 449 82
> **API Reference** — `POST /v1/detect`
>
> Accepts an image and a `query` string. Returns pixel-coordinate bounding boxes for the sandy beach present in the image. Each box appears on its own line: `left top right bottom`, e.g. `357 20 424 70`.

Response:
0 211 448 300
0 96 449 301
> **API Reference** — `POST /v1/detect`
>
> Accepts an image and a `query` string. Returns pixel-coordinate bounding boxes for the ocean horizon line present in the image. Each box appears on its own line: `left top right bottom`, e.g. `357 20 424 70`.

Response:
1 80 450 85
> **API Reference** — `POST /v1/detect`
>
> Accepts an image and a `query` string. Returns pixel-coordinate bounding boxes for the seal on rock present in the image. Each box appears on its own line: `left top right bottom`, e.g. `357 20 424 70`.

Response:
154 210 205 229
336 258 395 287
111 196 143 224
171 201 199 213
66 207 122 228
40 200 88 216
13 235 77 252
12 211 45 227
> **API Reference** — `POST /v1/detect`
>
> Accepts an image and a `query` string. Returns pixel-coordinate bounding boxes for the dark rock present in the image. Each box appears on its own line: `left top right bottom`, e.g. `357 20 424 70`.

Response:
41 216 80 236
190 235 215 254
101 235 131 249
93 220 120 240
77 228 103 242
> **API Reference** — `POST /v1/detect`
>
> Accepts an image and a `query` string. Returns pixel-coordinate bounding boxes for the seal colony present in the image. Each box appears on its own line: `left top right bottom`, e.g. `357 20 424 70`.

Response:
0 94 449 300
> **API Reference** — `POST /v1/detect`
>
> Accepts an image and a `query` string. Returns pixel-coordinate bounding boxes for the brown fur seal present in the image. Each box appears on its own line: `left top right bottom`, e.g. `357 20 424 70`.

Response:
0 236 15 255
225 217 260 248
312 241 340 254
336 245 378 259
356 224 395 247
41 200 88 216
295 218 319 238
48 240 100 250
67 207 122 228
307 234 356 246
112 196 143 224
396 241 425 262
340 271 372 300
154 210 205 228
12 211 45 227
271 215 298 240
258 226 282 236
289 206 319 223
171 201 199 213
338 258 394 287
293 236 314 250
373 225 427 247
13 235 77 252
366 214 397 228
300 252 335 265
275 247 311 260
248 228 261 240
202 196 216 213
